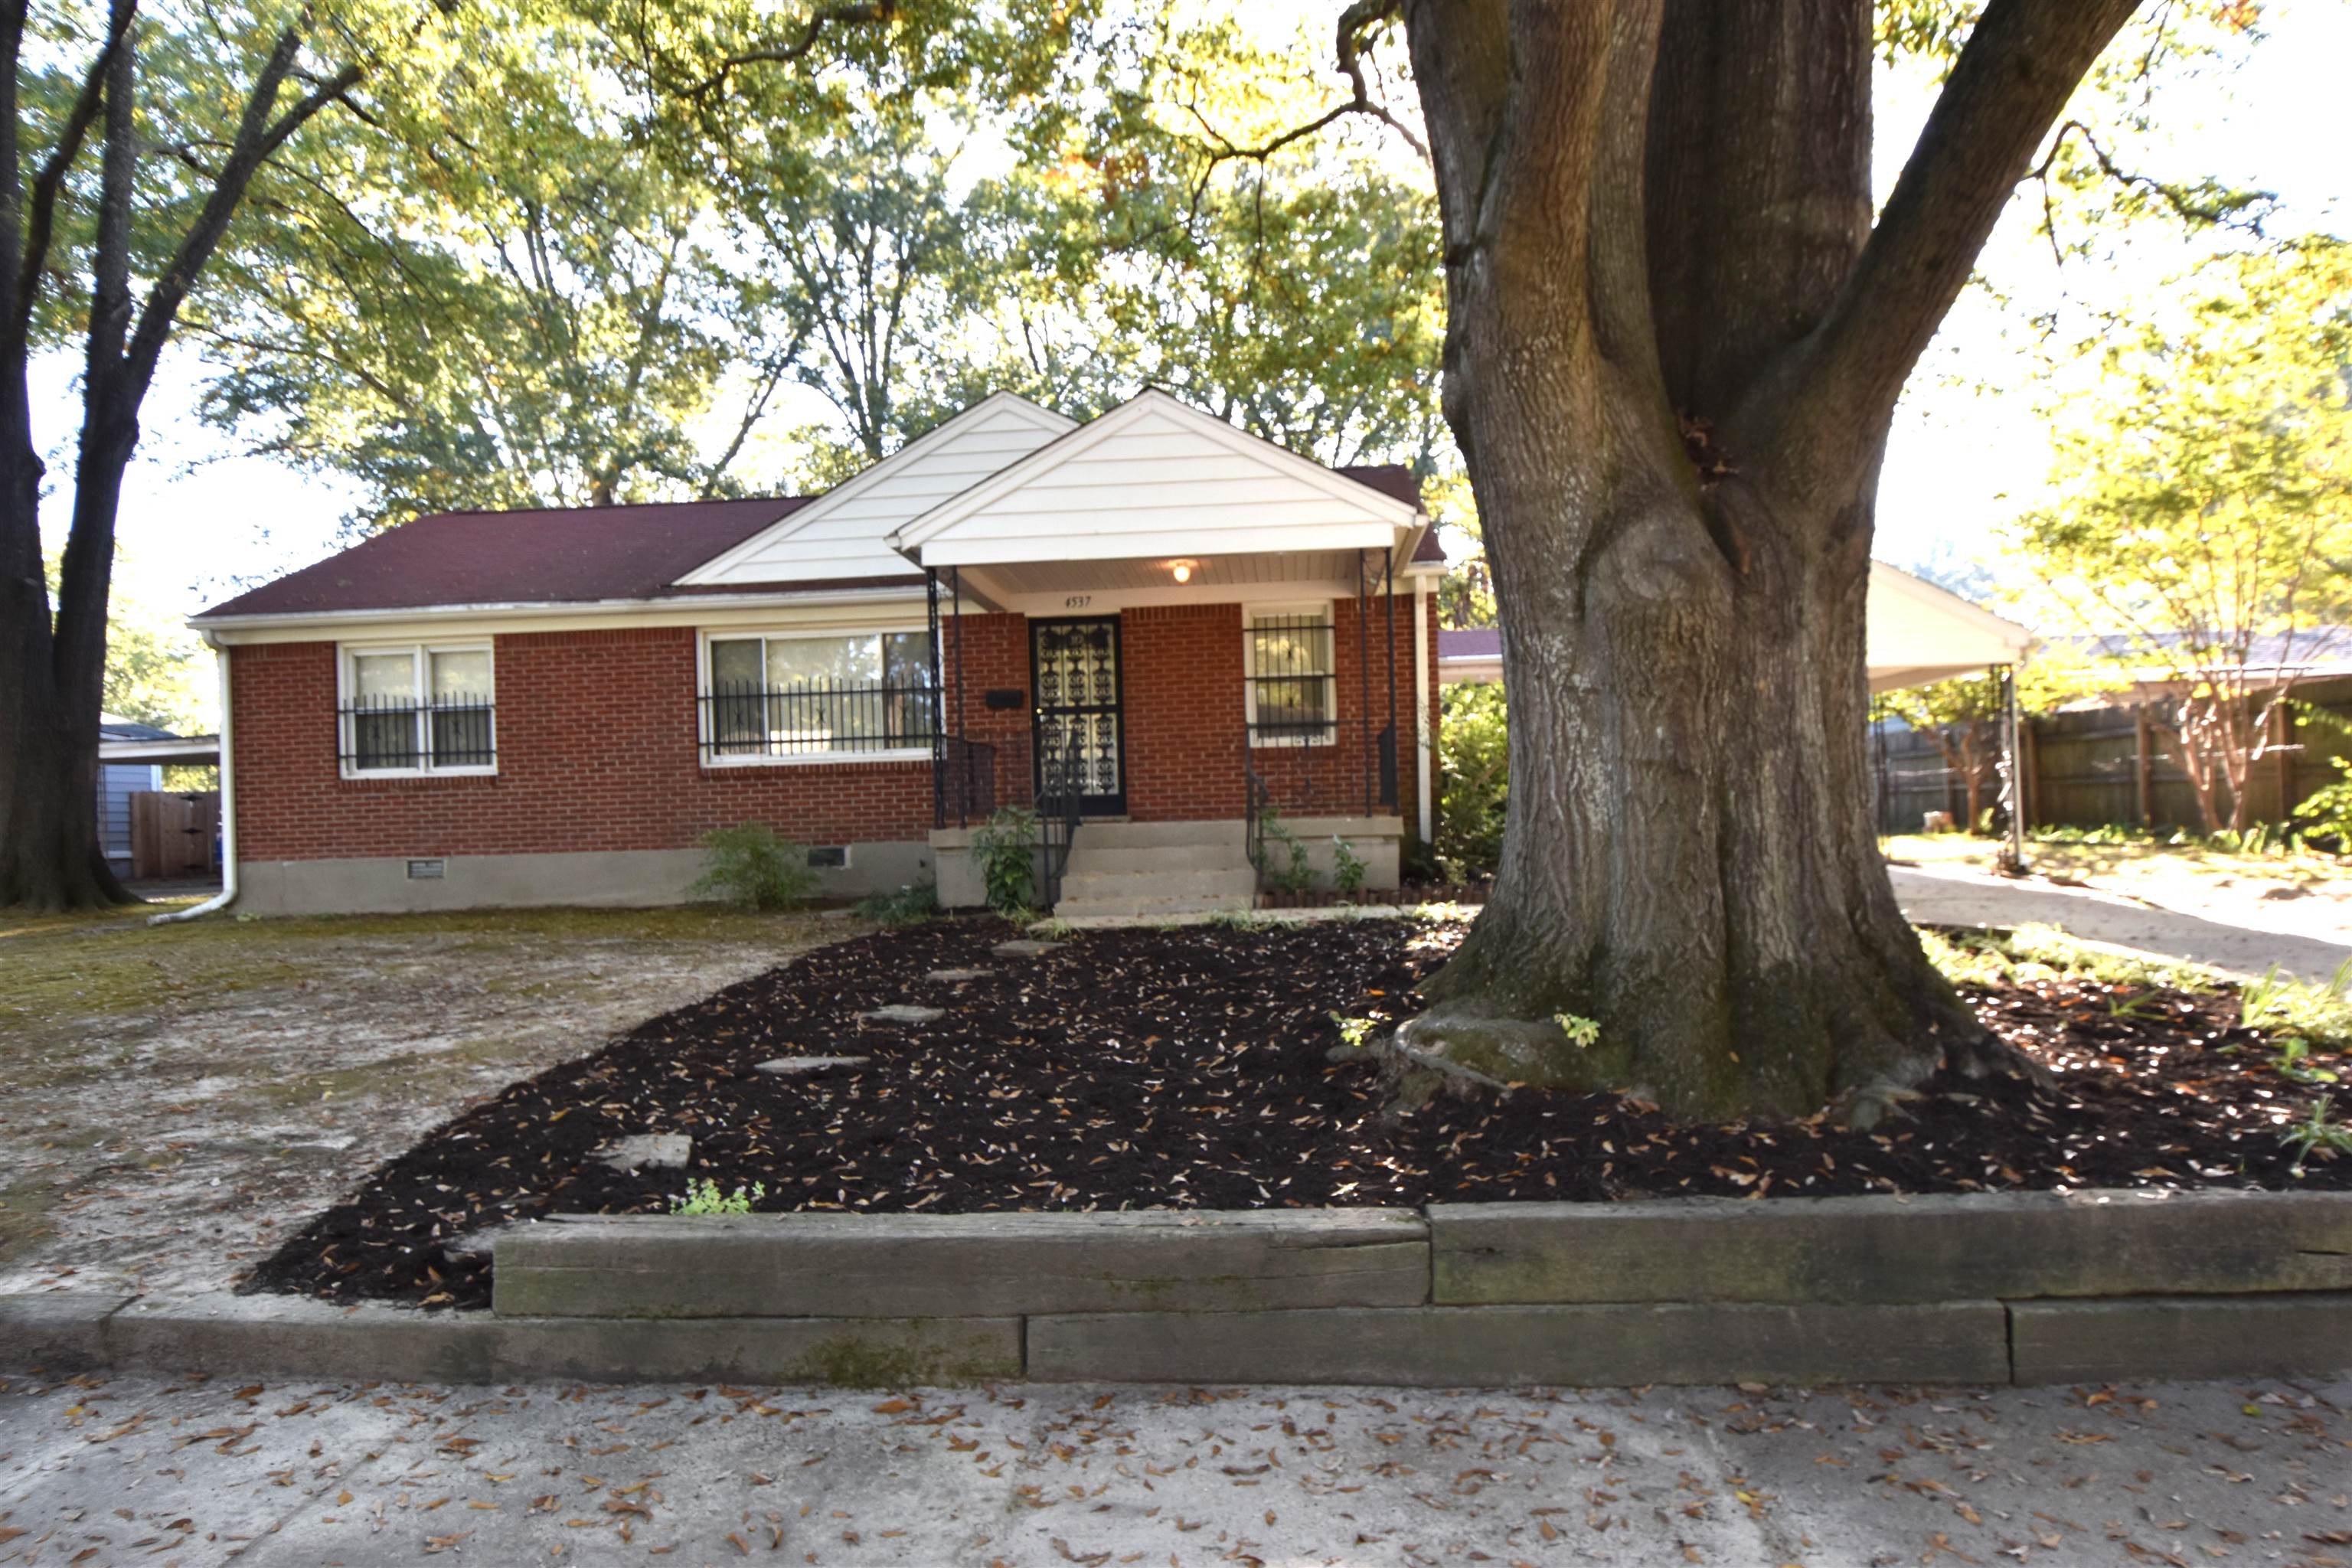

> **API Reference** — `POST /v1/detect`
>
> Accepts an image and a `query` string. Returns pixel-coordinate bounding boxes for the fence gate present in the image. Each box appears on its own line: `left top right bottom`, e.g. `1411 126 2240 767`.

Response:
130 792 220 880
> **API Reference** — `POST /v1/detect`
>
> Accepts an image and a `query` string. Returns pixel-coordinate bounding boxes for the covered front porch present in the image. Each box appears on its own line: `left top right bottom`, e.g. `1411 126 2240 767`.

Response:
889 392 1440 913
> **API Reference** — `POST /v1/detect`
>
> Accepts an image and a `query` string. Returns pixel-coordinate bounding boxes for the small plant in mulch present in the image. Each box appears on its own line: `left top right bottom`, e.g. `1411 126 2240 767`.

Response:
856 880 941 927
672 1178 765 1215
246 912 2351 1312
970 806 1037 915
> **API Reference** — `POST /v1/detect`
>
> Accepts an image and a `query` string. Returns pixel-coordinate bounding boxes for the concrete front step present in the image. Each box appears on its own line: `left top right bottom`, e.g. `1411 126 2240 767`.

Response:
1062 843 1254 876
1057 867 1257 902
1055 891 1256 918
1069 818 1246 851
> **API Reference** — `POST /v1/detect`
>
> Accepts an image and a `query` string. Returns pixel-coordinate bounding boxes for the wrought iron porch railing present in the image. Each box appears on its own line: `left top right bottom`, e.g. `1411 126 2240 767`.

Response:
1243 719 1397 883
935 735 999 828
1035 723 1087 909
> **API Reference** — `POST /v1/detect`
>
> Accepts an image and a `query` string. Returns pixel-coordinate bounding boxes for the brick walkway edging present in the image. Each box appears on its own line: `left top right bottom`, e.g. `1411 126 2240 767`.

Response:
6 1189 2348 1387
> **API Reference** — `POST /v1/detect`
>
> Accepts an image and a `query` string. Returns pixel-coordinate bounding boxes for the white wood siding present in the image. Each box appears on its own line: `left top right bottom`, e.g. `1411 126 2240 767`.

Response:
901 397 1414 569
680 397 1073 586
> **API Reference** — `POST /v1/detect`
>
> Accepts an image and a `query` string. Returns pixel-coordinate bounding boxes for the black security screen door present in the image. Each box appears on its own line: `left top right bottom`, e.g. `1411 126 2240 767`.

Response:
1031 617 1125 815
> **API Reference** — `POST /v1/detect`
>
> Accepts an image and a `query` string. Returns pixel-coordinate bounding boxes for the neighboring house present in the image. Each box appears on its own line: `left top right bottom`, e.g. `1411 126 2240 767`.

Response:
191 391 1443 918
1437 562 2034 691
96 717 222 879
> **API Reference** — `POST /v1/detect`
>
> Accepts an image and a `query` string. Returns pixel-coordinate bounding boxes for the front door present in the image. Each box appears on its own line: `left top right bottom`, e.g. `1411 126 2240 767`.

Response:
1031 617 1126 815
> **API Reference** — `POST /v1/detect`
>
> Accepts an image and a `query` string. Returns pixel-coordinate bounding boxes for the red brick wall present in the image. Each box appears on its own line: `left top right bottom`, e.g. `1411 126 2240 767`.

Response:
233 629 933 862
231 594 1439 861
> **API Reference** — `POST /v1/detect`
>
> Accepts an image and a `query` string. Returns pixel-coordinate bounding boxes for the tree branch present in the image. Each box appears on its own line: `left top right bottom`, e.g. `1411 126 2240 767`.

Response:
1186 0 1423 218
12 0 139 348
688 0 896 99
1784 0 2141 458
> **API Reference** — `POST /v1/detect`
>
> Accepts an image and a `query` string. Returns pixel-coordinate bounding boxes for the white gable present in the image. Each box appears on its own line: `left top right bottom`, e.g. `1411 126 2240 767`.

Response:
675 393 1075 587
892 390 1421 569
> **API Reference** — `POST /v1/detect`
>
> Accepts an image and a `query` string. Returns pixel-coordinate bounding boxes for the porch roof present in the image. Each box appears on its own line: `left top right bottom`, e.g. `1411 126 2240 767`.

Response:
890 391 1429 572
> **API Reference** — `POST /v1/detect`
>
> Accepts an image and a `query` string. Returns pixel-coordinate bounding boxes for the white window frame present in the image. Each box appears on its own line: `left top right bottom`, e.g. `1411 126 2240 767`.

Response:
1243 601 1339 748
696 625 936 767
337 640 498 779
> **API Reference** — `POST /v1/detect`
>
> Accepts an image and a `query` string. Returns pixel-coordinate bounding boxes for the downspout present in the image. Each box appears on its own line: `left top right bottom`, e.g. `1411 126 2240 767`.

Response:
1413 576 1432 846
151 641 236 924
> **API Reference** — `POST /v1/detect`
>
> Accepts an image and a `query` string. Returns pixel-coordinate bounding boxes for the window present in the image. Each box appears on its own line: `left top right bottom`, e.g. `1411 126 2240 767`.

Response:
701 629 935 761
339 644 495 775
1246 608 1336 745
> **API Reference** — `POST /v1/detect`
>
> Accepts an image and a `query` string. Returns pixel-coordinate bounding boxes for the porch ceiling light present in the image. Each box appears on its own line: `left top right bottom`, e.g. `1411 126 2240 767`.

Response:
1168 558 1199 584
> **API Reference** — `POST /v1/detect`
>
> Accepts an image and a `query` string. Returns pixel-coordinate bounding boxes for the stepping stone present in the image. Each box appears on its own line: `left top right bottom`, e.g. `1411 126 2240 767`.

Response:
599 1133 691 1173
926 968 993 983
755 1054 871 1076
860 1004 945 1025
991 939 1064 959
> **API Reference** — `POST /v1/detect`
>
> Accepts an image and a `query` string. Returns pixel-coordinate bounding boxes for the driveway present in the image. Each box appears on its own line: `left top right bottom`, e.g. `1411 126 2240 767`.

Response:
0 1367 2344 1566
1893 863 2352 983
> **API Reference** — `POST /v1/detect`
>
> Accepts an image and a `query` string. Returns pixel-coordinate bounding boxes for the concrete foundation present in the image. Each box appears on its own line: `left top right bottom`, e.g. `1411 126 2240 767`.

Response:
236 841 933 916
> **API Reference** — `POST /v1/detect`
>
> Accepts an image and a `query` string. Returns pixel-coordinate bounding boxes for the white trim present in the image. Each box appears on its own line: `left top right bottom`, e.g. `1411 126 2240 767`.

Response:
194 585 929 646
151 646 237 925
1243 600 1339 748
678 393 1076 587
890 390 1419 562
916 521 1400 569
1414 579 1432 844
694 623 936 769
336 639 498 779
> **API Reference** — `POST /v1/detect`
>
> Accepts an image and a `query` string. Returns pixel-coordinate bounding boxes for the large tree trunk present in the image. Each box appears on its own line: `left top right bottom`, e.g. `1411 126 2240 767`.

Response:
1393 0 2138 1122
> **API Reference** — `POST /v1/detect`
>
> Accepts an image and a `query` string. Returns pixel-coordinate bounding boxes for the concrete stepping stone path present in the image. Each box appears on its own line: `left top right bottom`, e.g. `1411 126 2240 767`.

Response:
861 1004 945 1025
755 1055 871 1076
598 1133 691 1173
926 968 994 983
991 939 1064 959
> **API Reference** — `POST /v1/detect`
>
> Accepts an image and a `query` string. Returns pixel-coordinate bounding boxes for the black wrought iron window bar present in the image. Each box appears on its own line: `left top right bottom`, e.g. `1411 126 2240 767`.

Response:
1246 613 1337 744
701 679 939 760
338 694 496 772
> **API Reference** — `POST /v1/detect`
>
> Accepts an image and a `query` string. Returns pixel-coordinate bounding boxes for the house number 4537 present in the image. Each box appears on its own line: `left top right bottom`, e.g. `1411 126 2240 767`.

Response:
1063 595 1092 609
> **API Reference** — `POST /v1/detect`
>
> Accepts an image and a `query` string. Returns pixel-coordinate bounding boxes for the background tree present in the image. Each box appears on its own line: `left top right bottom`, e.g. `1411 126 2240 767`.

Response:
0 0 446 911
2015 240 2352 835
199 11 804 521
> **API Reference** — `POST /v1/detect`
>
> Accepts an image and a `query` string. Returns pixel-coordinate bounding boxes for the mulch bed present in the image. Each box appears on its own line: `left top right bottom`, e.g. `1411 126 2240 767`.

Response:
245 915 2351 1312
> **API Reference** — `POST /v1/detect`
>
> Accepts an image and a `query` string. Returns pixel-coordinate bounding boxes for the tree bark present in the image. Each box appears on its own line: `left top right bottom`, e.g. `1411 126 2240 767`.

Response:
1395 0 2139 1121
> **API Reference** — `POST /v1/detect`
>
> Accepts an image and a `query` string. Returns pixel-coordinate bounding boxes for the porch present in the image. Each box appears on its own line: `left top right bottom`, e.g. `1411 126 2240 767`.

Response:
889 391 1439 913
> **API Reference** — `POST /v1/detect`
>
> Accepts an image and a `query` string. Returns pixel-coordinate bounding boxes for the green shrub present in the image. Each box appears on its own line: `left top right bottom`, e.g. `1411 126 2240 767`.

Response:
1331 836 1367 895
2294 757 2352 851
691 823 821 910
1436 682 1507 878
971 805 1037 915
1256 806 1315 893
857 880 941 926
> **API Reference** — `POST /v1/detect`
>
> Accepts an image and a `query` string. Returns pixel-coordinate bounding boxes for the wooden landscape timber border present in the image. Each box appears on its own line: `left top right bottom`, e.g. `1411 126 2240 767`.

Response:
5 1189 2349 1388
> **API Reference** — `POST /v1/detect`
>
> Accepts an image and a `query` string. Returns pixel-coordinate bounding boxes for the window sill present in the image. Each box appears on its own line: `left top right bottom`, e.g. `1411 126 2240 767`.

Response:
340 766 499 781
1248 736 1339 750
701 747 933 769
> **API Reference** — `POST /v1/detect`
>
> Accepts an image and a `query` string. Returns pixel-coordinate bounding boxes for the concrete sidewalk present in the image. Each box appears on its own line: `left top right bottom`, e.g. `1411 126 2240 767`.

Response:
1893 863 2352 983
0 1367 2344 1565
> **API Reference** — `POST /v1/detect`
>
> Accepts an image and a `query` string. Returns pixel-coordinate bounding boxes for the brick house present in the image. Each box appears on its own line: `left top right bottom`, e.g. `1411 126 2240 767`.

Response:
192 391 1443 916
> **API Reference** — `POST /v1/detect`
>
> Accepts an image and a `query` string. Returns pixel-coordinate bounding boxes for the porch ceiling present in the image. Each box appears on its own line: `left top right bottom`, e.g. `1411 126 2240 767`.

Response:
955 550 1374 600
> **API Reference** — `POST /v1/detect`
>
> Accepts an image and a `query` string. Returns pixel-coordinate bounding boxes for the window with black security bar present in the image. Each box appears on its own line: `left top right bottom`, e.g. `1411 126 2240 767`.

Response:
1246 612 1337 746
339 645 496 773
701 631 937 760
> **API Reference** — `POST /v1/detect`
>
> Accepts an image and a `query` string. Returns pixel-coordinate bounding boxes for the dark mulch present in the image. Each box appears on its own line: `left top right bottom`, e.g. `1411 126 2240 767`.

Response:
245 915 2351 1311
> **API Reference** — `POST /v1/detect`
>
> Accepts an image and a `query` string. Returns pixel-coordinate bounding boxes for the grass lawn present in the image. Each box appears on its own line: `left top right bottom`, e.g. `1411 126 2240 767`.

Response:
1884 831 2352 949
0 900 854 1298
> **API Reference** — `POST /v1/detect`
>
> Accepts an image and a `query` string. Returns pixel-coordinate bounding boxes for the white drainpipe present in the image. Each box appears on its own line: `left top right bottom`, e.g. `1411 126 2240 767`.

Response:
151 642 237 924
1413 576 1432 845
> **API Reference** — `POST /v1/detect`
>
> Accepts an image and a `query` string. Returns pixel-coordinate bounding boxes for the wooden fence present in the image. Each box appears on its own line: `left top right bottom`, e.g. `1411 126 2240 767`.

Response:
129 791 220 880
1873 674 2352 835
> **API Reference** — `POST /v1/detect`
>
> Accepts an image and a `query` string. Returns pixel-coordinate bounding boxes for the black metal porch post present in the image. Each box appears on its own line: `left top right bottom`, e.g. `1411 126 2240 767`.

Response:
953 567 969 827
927 569 944 828
1384 549 1397 812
